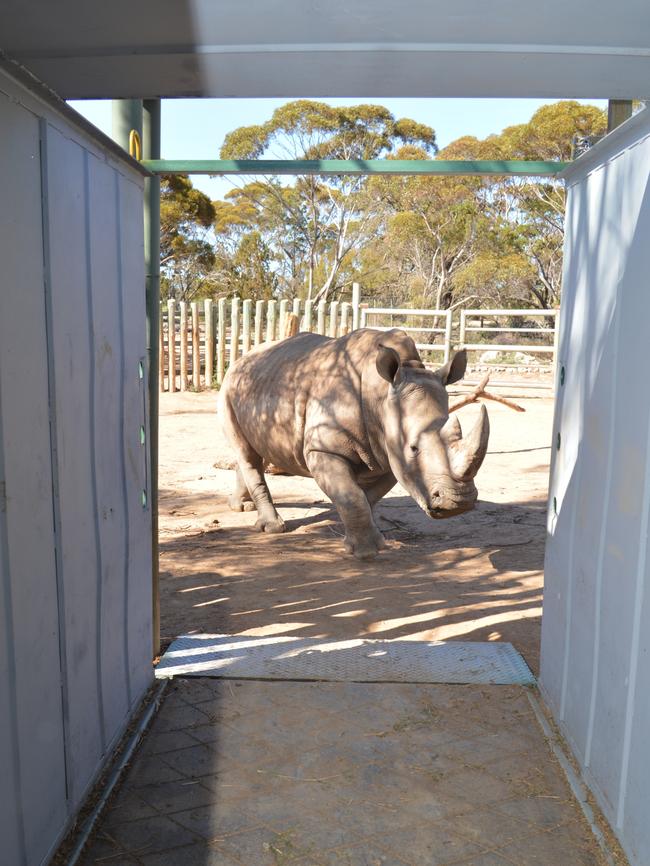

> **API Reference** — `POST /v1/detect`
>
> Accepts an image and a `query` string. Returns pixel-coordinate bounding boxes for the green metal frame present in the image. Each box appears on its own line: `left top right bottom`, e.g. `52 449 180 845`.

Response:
142 159 568 177
112 99 162 657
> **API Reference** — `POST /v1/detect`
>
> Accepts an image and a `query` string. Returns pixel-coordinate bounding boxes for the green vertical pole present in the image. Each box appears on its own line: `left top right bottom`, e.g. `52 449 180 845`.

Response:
112 99 161 657
111 100 143 154
143 100 161 658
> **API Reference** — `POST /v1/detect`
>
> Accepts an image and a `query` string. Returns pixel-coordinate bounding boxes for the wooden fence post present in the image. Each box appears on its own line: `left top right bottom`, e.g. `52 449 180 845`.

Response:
266 300 277 342
191 301 200 389
352 282 361 330
159 305 165 392
458 309 467 350
283 313 298 338
242 299 253 354
328 300 339 337
179 301 188 391
204 299 213 388
278 299 290 340
254 300 265 345
303 300 314 332
230 297 241 365
167 299 177 392
317 300 326 335
444 310 453 363
340 302 351 335
217 297 226 385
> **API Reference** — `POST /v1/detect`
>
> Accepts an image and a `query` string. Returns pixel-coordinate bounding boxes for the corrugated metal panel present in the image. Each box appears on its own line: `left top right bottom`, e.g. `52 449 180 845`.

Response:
541 108 650 866
0 65 152 866
0 89 69 866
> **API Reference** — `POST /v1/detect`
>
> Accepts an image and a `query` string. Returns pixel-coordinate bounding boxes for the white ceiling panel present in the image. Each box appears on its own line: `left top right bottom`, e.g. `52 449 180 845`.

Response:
2 0 649 98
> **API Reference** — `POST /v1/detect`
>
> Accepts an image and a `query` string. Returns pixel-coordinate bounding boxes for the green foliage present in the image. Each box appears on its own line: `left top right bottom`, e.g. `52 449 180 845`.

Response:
160 98 607 311
160 176 217 301
218 100 437 301
226 231 278 300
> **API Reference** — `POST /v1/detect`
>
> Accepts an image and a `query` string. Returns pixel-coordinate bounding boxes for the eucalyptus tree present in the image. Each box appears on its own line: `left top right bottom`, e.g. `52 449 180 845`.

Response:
219 100 437 301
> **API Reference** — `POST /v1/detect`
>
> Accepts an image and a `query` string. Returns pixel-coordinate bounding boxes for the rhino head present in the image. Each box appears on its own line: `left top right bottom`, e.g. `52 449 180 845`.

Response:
376 346 489 518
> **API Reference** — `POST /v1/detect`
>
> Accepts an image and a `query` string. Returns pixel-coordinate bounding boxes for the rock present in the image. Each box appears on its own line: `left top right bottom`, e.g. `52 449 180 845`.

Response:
213 457 237 470
514 352 538 365
479 350 500 364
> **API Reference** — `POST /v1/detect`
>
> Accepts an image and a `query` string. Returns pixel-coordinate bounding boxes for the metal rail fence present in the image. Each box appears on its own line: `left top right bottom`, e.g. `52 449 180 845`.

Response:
360 307 453 362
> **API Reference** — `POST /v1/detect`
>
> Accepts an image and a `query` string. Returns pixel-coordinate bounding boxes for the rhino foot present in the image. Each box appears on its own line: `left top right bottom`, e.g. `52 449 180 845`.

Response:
229 496 256 512
344 527 387 560
254 514 286 534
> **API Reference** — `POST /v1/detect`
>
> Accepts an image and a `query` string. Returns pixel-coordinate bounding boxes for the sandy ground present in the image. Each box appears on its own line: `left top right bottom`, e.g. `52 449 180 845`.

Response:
159 383 554 674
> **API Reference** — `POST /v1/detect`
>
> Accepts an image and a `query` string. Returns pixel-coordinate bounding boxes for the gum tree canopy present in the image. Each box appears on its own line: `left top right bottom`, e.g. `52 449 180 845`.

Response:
161 100 607 310
216 100 437 302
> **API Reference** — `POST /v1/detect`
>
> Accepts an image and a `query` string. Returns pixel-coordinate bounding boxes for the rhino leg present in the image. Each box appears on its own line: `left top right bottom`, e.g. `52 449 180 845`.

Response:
221 397 285 534
306 452 386 560
235 453 285 533
362 473 397 510
229 466 256 513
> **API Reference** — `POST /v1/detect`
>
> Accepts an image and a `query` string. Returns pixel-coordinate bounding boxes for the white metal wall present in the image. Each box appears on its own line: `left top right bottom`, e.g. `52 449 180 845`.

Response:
541 109 650 866
0 67 152 866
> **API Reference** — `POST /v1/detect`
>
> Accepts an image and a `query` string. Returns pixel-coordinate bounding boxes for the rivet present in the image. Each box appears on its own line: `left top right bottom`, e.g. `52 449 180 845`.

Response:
560 365 565 386
557 432 561 450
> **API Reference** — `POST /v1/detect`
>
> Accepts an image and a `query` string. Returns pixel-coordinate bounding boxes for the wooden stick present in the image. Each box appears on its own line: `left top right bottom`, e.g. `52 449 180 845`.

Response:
279 298 290 339
230 297 241 365
191 301 200 389
266 299 277 342
328 300 339 338
284 312 299 338
254 300 265 346
179 301 188 391
217 297 226 385
204 299 213 388
167 299 177 392
158 305 165 392
479 390 526 412
242 299 253 354
449 373 525 413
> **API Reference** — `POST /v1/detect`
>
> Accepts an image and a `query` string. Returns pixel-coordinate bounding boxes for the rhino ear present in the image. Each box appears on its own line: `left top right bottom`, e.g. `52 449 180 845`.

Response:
435 349 467 385
376 345 402 385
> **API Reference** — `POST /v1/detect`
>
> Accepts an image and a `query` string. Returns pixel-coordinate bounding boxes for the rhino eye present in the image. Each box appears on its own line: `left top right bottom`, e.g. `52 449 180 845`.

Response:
410 445 419 455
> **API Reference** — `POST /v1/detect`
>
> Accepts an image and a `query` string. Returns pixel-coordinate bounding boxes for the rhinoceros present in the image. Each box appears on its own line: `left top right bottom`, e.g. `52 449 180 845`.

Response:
219 328 489 559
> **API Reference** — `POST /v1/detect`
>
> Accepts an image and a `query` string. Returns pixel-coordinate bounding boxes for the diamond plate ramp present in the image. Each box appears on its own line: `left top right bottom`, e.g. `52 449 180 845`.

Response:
155 634 534 685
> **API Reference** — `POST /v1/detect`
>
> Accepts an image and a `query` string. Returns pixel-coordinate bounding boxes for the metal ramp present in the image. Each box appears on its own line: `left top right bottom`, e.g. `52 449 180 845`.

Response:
156 634 535 685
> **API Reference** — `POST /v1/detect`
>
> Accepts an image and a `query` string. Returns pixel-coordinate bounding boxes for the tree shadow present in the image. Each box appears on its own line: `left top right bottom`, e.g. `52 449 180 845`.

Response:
159 484 546 674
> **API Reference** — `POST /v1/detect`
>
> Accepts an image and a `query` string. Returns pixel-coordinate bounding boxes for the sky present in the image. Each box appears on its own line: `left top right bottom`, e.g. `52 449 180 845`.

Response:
70 97 607 201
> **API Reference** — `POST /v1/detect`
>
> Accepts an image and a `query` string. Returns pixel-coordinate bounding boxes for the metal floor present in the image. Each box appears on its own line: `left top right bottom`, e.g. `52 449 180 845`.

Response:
76 678 611 866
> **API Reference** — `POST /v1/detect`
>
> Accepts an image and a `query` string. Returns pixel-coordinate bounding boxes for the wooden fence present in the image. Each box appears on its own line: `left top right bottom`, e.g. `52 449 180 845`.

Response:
160 285 362 392
159 290 559 392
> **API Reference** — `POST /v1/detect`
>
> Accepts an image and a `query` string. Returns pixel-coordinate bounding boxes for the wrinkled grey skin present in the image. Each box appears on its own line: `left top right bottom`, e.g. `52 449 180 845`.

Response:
220 328 489 560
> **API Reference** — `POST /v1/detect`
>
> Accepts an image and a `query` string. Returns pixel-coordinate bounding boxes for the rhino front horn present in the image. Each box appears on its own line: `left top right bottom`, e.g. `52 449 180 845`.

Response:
449 404 490 481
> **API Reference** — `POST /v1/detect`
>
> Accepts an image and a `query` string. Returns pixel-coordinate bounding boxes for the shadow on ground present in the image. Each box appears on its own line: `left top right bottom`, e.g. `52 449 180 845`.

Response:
159 487 546 673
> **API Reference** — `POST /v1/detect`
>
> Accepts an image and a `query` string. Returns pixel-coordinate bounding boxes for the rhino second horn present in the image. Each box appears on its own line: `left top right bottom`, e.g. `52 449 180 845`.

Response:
449 404 490 480
441 414 463 445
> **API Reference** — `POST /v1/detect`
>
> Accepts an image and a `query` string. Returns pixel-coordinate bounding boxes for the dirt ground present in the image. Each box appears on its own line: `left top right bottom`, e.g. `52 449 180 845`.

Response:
159 381 554 674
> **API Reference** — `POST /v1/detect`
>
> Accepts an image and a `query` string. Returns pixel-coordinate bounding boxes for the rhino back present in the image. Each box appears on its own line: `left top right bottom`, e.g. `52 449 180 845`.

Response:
222 329 420 475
